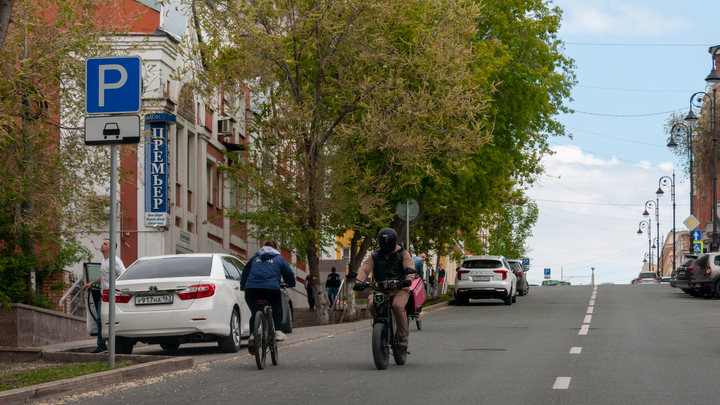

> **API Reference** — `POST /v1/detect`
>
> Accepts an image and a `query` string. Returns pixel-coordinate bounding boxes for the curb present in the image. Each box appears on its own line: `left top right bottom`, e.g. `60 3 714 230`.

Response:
0 356 193 405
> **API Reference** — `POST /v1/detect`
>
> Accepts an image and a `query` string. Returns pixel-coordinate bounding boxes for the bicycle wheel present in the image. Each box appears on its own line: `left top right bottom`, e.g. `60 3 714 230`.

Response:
254 311 267 370
392 339 407 366
269 308 279 366
371 323 389 370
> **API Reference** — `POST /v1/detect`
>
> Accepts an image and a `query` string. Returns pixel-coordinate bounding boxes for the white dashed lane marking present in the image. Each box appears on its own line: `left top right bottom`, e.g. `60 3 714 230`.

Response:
579 324 589 335
570 347 582 354
589 300 595 305
587 306 594 314
583 315 592 323
553 377 572 389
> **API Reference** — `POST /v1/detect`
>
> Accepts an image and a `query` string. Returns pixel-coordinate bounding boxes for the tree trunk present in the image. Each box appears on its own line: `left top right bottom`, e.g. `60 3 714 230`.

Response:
345 231 373 321
0 0 15 53
307 243 329 325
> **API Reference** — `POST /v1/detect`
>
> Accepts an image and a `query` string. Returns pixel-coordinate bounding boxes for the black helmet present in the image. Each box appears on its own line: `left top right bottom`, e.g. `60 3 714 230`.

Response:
377 228 397 255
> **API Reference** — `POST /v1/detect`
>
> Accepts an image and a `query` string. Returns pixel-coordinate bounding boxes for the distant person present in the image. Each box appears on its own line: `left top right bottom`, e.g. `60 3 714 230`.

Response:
306 275 315 310
412 252 427 280
326 267 341 307
429 270 435 295
82 239 126 353
438 264 446 286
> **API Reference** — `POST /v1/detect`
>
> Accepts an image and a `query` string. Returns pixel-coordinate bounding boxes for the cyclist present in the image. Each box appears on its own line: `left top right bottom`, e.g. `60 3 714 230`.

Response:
354 228 415 349
241 240 296 353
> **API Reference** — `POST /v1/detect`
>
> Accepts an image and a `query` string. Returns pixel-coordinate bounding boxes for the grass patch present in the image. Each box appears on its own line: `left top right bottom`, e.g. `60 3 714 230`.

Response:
0 360 135 392
422 293 454 308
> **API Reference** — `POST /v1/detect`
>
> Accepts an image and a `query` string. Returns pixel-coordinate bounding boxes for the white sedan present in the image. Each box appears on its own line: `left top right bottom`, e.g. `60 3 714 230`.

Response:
454 255 517 306
100 253 251 354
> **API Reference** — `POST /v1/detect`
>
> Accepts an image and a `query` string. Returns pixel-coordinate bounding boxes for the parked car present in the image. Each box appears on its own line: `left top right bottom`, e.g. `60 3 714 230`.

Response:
660 277 671 283
674 255 698 296
100 253 253 354
454 255 517 306
689 253 720 298
507 259 529 296
541 280 570 286
634 271 660 284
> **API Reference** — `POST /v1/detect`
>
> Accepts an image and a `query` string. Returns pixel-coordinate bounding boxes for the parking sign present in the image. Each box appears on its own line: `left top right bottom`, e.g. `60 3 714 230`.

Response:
86 56 142 114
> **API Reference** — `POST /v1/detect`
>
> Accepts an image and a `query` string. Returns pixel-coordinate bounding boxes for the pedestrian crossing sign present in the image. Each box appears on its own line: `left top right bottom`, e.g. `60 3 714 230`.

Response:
693 241 703 254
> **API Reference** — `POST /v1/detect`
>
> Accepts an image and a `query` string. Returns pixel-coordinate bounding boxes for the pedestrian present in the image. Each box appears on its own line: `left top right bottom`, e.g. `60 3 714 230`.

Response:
326 267 341 307
412 252 427 280
438 264 446 292
306 274 315 310
82 239 126 353
429 270 435 295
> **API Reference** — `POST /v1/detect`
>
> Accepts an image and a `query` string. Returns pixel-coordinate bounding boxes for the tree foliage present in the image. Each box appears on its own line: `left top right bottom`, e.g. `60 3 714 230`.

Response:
0 0 138 305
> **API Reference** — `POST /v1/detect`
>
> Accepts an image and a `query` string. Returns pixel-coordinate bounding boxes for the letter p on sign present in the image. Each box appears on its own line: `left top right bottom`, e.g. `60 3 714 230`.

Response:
86 56 142 114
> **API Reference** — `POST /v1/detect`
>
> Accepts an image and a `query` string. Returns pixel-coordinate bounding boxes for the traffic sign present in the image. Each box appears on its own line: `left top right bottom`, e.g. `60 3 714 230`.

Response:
84 115 140 145
86 56 142 114
684 215 700 231
397 199 419 221
693 241 703 254
522 258 530 266
693 230 702 241
544 268 551 276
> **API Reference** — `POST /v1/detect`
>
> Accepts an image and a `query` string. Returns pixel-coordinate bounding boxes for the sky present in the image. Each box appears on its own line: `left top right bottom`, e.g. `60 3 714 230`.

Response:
523 0 720 284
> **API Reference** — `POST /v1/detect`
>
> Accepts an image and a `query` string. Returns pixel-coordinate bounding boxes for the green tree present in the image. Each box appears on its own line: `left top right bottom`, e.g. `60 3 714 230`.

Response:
0 0 138 306
187 0 496 323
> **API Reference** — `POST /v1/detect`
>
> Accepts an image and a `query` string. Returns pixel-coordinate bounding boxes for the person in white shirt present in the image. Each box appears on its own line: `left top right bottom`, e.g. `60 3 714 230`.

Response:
82 239 126 353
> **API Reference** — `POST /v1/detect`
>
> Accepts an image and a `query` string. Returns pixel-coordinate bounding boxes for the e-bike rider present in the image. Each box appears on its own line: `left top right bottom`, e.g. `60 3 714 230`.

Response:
354 228 415 349
240 240 296 352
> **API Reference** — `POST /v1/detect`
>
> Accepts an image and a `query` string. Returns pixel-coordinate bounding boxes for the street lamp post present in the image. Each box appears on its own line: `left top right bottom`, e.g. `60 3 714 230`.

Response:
652 236 660 275
667 125 693 215
642 201 656 268
657 172 676 276
638 220 651 271
685 45 720 251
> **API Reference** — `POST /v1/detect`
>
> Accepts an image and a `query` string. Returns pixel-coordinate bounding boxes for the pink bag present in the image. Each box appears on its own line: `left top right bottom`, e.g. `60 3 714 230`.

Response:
407 278 425 313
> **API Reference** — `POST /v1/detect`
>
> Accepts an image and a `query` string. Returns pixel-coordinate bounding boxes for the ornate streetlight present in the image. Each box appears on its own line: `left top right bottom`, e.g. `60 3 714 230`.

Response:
685 45 720 251
667 125 693 215
642 201 656 266
638 220 651 271
657 172 675 276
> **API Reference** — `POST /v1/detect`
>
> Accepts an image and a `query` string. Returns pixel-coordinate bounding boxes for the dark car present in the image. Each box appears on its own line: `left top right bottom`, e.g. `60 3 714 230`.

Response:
507 259 529 296
674 255 698 296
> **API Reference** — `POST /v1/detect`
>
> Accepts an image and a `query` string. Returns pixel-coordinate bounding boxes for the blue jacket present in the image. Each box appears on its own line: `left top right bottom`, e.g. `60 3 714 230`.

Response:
412 256 424 279
240 246 296 291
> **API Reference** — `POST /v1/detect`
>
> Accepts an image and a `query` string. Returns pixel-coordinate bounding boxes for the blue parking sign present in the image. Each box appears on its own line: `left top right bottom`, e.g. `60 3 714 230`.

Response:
86 56 142 114
544 268 551 276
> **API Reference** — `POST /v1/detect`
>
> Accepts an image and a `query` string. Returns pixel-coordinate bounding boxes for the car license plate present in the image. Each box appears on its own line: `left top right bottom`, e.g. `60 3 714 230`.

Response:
472 276 491 282
135 295 173 305
678 270 686 276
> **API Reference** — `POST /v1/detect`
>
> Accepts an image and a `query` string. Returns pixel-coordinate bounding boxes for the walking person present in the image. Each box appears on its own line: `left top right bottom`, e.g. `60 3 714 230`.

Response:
326 267 341 307
306 274 315 310
82 239 126 353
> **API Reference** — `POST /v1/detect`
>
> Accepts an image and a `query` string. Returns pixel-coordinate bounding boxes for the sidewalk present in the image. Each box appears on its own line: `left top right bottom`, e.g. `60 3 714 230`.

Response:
1 301 449 404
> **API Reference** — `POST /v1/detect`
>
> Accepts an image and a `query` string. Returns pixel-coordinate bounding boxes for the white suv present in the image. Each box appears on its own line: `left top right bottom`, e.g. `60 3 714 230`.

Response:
454 255 517 306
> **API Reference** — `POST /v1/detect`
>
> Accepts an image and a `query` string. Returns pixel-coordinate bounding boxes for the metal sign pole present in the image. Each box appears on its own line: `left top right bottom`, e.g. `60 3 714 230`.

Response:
108 144 117 369
406 198 410 250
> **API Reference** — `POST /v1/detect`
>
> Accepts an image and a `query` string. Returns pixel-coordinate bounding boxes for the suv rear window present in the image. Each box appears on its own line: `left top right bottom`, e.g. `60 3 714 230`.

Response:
120 257 213 280
679 258 696 267
463 260 502 269
508 261 522 271
638 272 656 278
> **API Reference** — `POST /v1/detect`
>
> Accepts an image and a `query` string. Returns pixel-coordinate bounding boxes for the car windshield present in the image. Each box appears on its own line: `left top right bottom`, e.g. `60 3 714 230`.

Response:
120 257 213 280
679 258 695 267
508 261 521 271
639 273 656 278
463 260 502 269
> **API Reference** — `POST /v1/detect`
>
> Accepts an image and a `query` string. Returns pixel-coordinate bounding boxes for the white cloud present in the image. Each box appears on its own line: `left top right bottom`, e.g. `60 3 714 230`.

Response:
559 0 692 35
526 144 689 285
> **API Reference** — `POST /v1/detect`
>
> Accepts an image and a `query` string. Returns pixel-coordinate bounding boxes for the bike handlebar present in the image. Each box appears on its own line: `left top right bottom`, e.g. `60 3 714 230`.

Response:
354 279 411 292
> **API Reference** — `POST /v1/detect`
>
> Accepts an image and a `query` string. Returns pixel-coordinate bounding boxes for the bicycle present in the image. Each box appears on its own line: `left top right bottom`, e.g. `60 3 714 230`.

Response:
251 299 278 370
354 278 413 370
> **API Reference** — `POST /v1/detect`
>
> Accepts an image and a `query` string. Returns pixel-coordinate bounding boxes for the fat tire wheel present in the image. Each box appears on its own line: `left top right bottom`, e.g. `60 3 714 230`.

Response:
270 340 279 366
392 342 407 365
504 294 513 306
115 336 134 355
254 312 267 370
372 323 390 370
218 309 241 353
282 307 293 334
160 341 181 351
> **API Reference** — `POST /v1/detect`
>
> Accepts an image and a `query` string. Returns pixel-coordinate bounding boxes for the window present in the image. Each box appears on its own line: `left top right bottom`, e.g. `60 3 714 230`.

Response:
207 161 214 204
222 257 241 280
187 132 195 192
462 260 502 269
216 170 222 207
120 257 212 280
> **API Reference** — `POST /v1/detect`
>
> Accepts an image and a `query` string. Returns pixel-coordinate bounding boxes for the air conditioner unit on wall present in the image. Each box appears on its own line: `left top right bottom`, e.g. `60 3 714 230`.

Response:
218 119 232 134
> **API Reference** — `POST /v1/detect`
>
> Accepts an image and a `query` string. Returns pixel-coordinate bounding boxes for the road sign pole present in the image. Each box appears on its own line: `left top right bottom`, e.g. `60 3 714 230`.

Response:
108 144 117 369
406 198 410 251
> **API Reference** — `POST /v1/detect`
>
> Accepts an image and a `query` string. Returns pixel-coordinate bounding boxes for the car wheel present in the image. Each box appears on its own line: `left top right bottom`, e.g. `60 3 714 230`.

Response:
523 281 529 296
218 309 241 353
115 336 134 355
282 306 293 334
512 294 517 303
504 294 512 306
160 341 181 351
454 295 469 306
714 281 720 299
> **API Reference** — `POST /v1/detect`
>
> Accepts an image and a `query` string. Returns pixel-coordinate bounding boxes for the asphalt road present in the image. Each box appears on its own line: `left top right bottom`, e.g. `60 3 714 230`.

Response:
41 284 720 404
